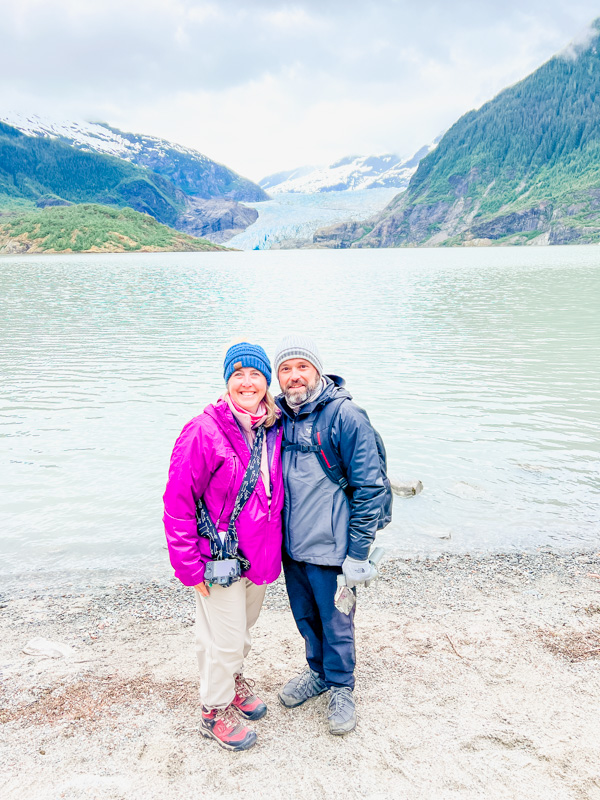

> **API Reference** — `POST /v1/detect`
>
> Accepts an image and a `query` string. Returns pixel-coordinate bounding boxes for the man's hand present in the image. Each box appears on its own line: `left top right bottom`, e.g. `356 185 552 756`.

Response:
194 581 209 597
342 556 377 589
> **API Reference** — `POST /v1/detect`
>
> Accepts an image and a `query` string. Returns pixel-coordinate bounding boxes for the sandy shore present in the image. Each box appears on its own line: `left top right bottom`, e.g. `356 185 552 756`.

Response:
1 550 600 800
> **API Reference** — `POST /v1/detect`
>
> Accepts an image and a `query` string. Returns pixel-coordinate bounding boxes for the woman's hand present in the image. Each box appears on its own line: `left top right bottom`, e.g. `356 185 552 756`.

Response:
195 581 210 597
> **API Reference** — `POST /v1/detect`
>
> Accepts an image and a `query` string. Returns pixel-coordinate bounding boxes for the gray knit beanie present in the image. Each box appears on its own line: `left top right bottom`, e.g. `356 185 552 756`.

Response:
273 334 323 377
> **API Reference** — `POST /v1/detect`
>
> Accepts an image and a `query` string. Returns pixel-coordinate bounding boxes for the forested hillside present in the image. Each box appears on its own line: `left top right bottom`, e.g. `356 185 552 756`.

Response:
102 125 269 202
0 122 257 242
0 204 226 254
0 114 268 202
315 20 600 247
0 122 184 225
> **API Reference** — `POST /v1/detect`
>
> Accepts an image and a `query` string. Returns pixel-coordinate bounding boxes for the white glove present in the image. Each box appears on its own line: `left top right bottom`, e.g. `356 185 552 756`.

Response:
342 556 377 589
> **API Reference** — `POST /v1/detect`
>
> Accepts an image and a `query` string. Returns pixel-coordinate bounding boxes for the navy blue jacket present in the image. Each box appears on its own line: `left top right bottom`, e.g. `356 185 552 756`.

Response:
276 375 385 565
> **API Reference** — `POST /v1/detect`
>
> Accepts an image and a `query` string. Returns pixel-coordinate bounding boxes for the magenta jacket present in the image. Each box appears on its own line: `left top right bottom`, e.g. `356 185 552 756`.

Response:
163 399 284 587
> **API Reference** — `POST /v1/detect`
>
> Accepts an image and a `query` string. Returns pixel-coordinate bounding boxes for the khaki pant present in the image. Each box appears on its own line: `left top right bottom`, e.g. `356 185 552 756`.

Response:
194 577 266 710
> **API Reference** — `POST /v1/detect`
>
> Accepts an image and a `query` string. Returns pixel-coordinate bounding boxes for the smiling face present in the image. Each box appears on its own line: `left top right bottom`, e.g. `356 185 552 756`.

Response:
278 358 320 405
227 367 268 414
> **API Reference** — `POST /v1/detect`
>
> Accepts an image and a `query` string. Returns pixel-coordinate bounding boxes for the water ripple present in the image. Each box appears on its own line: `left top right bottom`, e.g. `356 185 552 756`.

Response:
1 247 599 577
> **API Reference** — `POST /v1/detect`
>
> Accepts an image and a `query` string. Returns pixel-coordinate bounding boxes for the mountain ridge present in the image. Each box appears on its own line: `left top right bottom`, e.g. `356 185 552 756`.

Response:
313 20 600 248
0 121 257 242
259 140 440 195
0 113 268 202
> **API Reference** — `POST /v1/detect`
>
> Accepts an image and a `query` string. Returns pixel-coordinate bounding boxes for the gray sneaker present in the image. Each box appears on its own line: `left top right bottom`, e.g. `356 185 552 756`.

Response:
278 667 328 708
327 687 357 734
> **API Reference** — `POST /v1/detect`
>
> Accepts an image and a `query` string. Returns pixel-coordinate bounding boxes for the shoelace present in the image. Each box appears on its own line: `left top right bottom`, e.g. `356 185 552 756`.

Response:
293 669 316 694
328 688 353 716
215 705 243 729
234 676 256 700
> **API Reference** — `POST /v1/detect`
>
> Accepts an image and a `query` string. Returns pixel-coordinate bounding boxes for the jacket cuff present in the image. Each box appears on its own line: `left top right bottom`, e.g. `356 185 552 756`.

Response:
175 561 207 587
347 542 370 561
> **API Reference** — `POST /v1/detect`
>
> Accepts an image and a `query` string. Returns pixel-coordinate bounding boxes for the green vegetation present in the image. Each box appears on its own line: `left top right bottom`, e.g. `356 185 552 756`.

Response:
358 20 600 246
0 204 226 253
0 121 185 227
408 22 600 214
102 124 269 202
0 194 35 211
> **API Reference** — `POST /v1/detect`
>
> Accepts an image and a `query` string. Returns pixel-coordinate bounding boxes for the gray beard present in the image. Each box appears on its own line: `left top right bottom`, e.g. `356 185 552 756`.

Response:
284 376 323 410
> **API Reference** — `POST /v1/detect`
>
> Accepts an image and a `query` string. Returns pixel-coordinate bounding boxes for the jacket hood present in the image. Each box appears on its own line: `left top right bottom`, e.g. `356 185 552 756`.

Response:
275 374 352 420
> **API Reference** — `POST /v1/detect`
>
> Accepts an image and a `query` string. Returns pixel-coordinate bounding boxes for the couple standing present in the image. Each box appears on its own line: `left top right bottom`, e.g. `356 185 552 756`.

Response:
163 335 385 751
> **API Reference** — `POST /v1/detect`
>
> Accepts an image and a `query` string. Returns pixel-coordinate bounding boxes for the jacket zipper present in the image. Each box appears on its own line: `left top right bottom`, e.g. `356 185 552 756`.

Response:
284 417 296 535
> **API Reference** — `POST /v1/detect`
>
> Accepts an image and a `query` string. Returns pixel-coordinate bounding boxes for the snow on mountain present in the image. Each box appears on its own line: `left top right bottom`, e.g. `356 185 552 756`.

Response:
261 139 440 195
0 111 143 158
259 165 318 191
0 112 267 201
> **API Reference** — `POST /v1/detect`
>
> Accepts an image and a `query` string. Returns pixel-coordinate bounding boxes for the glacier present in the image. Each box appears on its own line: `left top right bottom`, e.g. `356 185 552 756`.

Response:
226 188 400 250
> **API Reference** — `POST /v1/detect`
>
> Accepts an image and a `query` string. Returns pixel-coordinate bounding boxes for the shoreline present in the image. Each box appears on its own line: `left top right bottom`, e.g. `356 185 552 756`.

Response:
2 549 600 799
1 544 598 597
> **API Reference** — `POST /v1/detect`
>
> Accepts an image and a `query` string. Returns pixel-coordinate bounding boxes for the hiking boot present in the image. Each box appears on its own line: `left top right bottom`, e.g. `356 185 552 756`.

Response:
232 675 267 721
200 704 257 751
278 667 328 708
327 687 356 735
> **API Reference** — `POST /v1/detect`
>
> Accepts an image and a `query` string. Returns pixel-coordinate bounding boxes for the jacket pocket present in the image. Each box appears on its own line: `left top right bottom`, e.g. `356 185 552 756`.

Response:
287 474 337 558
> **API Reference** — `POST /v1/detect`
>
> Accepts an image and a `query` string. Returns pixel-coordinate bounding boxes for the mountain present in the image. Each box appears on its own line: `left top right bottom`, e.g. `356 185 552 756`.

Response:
1 112 268 202
315 20 600 248
0 204 227 254
0 121 257 241
259 142 439 195
259 165 317 191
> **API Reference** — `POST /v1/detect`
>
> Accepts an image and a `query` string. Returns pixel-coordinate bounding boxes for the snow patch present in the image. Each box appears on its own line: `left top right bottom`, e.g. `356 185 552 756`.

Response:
0 111 211 166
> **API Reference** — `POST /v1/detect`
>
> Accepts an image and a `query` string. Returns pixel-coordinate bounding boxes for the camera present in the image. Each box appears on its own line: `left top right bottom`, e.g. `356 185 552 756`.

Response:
204 558 241 587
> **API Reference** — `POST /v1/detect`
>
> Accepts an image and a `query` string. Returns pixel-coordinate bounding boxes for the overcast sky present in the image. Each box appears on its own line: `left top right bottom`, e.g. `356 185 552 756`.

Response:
2 1 600 181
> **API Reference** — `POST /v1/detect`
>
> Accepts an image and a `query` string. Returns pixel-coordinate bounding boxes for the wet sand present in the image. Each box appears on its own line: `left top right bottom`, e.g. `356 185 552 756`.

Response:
1 550 600 800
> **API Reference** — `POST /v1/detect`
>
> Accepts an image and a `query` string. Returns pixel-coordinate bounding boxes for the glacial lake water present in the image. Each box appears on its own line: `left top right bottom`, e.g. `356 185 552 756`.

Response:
1 246 599 587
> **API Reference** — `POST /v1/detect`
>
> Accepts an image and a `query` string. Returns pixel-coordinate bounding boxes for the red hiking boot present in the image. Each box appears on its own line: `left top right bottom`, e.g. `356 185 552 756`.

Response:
232 675 268 720
200 704 257 751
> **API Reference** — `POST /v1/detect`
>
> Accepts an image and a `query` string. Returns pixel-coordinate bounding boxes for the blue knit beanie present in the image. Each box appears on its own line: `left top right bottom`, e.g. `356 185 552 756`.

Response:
223 342 272 386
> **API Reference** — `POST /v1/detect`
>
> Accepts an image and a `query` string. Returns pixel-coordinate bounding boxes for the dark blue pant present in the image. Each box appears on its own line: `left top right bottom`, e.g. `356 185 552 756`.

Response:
283 555 356 689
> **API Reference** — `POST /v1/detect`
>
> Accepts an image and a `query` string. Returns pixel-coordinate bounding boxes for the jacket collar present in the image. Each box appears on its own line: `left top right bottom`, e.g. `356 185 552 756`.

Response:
275 374 351 420
205 397 279 461
205 398 252 457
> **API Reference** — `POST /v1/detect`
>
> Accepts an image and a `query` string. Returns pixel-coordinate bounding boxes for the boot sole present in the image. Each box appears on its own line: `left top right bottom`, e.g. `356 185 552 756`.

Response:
200 727 257 751
329 717 357 735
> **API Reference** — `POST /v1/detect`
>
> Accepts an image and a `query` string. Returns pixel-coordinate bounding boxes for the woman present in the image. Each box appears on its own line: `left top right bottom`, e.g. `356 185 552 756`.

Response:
163 342 283 751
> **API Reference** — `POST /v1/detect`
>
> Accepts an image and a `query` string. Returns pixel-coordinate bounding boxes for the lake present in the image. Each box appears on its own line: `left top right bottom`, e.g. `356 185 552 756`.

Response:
1 246 599 587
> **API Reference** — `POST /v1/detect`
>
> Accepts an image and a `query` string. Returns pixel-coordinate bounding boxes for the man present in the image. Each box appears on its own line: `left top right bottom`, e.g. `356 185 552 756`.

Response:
273 334 385 734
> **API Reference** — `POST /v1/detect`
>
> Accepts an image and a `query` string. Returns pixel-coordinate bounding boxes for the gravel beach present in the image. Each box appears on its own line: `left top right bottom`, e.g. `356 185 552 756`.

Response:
1 550 600 800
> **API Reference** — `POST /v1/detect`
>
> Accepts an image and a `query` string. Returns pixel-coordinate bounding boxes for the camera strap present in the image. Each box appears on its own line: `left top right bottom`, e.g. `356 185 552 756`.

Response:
196 424 265 571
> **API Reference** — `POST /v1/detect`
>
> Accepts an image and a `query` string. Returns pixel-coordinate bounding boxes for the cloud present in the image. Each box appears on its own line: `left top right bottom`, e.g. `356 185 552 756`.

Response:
1 1 600 179
558 19 600 60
